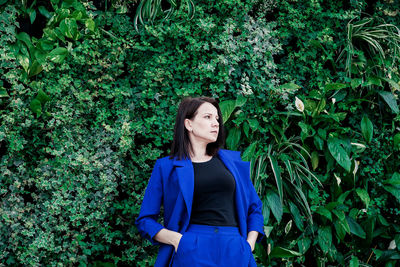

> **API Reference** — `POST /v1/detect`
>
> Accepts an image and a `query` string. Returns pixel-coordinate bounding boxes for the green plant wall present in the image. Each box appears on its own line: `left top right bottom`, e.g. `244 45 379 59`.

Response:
0 0 399 266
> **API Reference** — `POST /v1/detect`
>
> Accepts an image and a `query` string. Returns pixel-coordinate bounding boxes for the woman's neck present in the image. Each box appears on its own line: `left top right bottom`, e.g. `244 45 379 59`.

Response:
189 142 211 162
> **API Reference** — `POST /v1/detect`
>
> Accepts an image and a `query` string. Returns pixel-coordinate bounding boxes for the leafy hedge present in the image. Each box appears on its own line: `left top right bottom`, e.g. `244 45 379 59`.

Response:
0 0 399 266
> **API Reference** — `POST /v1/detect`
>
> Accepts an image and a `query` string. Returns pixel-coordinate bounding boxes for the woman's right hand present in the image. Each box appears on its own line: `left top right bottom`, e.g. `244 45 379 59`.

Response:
154 228 183 252
173 233 183 252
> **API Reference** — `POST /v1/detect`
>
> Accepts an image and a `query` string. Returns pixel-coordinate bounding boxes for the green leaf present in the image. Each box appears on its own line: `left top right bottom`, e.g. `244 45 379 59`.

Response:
85 19 95 32
30 99 42 116
356 188 370 208
0 87 9 98
381 77 400 91
393 133 400 149
361 115 373 143
332 209 346 221
262 199 270 225
383 186 400 201
269 246 302 258
264 226 273 238
314 135 324 150
318 226 332 254
384 173 400 186
289 202 304 231
268 155 283 204
298 238 311 254
242 142 257 162
226 127 241 150
346 216 366 239
327 137 352 172
325 83 348 91
379 91 399 114
59 18 79 40
334 220 349 241
248 119 259 131
36 90 51 104
16 32 32 49
29 9 37 24
235 95 247 107
17 54 30 72
243 121 250 138
311 151 319 170
266 190 283 223
28 60 43 77
316 207 332 221
337 190 351 203
220 100 236 123
38 6 52 19
48 47 68 63
349 255 359 267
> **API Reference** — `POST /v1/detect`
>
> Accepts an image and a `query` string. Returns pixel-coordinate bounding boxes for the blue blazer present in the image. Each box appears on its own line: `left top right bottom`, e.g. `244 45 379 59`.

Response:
135 149 265 267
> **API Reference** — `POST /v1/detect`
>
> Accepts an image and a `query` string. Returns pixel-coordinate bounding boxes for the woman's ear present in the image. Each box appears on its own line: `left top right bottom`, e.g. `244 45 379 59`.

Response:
184 118 192 132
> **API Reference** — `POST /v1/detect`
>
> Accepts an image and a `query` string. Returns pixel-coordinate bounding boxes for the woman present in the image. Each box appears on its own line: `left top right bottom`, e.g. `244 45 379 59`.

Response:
136 97 264 267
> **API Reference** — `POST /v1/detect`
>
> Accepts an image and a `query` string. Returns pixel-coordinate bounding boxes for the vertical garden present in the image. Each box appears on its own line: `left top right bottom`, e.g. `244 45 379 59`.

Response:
0 0 399 266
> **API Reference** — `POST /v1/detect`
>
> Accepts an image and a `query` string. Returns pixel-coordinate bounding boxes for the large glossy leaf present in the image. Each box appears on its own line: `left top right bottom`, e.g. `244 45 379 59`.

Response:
219 100 236 123
269 246 302 258
48 47 68 63
28 60 43 77
316 207 332 221
59 18 79 40
361 115 373 143
17 54 30 72
346 216 366 239
327 137 351 172
266 190 283 223
379 91 399 114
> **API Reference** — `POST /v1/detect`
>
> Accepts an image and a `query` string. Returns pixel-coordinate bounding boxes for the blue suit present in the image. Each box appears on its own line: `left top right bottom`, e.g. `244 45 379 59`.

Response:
135 149 265 267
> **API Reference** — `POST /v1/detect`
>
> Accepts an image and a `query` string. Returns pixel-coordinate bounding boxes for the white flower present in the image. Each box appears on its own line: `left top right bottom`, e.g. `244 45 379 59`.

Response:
295 97 304 112
332 98 336 104
388 240 396 250
334 173 341 186
353 160 360 176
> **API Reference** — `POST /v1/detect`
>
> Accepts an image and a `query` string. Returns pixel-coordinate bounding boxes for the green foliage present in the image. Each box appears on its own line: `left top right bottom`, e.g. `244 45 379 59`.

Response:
1 0 400 266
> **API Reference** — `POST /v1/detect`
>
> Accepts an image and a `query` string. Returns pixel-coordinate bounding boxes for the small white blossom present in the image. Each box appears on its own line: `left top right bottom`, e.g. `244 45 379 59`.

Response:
295 97 304 112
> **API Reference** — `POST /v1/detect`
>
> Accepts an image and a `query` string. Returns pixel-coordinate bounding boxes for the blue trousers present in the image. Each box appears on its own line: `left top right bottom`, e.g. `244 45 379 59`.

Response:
170 224 257 267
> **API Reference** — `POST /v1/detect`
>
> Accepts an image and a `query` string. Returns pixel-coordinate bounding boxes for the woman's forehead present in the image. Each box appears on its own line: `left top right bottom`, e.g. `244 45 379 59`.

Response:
197 102 218 114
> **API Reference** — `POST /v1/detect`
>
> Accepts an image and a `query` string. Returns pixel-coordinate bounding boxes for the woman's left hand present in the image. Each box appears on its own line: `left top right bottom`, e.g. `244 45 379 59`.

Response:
246 231 258 252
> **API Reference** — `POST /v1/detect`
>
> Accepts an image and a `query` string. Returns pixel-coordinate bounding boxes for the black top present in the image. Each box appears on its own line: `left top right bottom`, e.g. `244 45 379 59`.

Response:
189 156 239 227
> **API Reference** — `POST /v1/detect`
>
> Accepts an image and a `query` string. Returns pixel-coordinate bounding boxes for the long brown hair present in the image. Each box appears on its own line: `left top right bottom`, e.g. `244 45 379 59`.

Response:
170 97 225 160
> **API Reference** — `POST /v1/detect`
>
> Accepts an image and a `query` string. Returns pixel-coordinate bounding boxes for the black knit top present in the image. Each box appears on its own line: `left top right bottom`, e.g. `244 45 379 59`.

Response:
189 156 239 227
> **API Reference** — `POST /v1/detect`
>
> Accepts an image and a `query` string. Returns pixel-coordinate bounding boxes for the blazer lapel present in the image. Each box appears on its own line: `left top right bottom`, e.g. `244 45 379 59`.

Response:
173 157 194 217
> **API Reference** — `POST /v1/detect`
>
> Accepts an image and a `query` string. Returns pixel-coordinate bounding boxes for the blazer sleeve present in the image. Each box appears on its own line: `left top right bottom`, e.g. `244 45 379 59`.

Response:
135 159 165 245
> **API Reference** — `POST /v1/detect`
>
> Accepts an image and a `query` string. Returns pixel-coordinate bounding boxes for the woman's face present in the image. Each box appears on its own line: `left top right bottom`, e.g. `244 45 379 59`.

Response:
185 102 220 145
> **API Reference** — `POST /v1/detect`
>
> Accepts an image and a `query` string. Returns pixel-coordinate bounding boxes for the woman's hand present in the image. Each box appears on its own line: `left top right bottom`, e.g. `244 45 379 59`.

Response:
247 230 259 252
154 228 183 252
